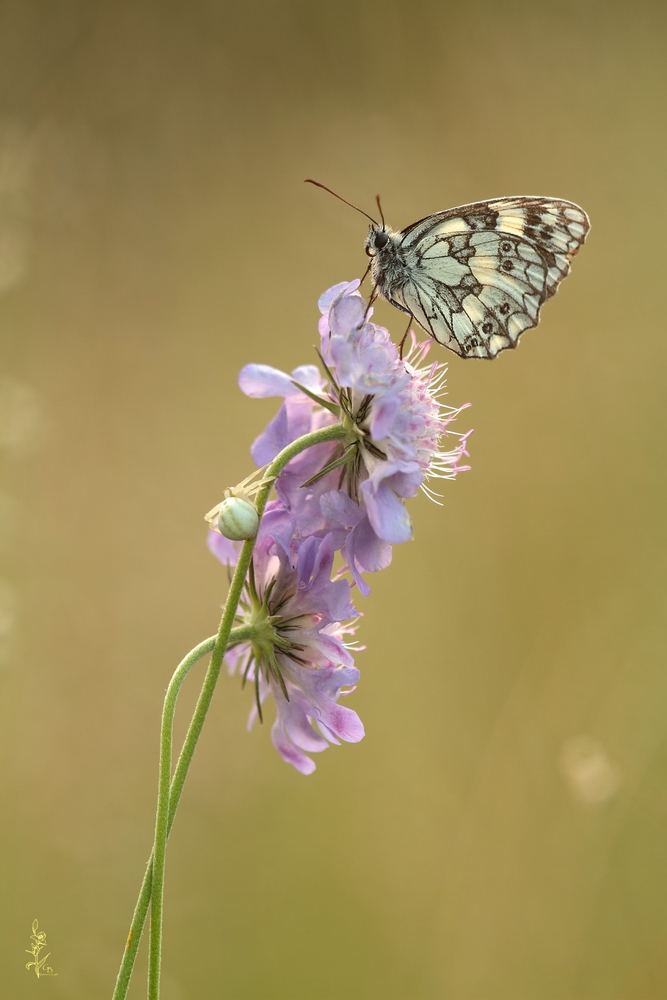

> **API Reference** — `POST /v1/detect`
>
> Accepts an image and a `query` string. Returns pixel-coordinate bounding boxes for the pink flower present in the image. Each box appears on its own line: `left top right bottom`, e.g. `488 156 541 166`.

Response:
238 282 471 593
209 520 364 774
318 281 471 542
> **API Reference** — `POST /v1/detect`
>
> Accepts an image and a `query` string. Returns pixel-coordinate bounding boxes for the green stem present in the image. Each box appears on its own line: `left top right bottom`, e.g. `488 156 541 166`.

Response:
146 625 254 999
112 422 348 1000
111 628 250 1000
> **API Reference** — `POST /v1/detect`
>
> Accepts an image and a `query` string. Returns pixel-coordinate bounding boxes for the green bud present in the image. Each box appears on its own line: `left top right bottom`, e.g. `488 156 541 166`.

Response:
215 496 259 541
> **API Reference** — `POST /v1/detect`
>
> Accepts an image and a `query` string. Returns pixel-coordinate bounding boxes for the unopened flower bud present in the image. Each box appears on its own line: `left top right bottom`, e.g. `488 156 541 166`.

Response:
215 496 259 541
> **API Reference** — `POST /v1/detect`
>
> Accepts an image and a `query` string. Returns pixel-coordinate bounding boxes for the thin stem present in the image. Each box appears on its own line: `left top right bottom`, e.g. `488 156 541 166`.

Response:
111 421 347 1000
147 624 254 999
111 628 250 1000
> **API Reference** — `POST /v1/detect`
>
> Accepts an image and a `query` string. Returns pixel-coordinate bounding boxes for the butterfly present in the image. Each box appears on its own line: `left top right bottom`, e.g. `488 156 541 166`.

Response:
306 182 590 359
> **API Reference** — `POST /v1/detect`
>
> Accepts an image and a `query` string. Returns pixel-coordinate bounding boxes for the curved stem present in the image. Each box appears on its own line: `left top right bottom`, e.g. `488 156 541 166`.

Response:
147 625 254 999
111 421 347 1000
111 628 250 1000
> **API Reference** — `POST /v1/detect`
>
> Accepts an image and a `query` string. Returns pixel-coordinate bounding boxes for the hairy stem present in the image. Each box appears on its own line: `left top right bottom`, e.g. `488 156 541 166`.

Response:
111 628 249 1000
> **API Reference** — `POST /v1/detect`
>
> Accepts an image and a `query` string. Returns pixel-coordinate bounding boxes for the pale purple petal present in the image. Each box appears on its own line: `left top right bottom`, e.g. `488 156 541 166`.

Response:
319 578 357 623
360 479 413 544
384 468 422 500
370 393 401 440
320 489 366 528
295 629 355 668
293 533 320 591
224 642 248 677
250 402 290 465
278 693 330 753
318 280 360 316
239 363 297 398
295 663 364 743
271 724 318 775
290 364 326 394
239 363 324 400
316 701 365 744
296 532 340 597
250 396 315 466
207 530 241 566
343 530 371 597
349 516 392 572
267 664 365 773
329 293 367 336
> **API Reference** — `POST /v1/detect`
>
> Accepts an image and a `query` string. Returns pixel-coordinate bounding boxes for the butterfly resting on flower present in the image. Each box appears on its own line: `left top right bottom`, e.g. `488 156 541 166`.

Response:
306 181 590 359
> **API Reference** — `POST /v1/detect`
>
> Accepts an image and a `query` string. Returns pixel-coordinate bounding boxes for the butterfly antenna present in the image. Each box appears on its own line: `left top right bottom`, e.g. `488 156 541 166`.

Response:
375 194 386 230
304 179 379 226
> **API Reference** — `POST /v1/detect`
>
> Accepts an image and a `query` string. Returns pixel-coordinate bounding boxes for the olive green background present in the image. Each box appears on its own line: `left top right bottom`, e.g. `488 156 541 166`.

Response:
1 2 666 998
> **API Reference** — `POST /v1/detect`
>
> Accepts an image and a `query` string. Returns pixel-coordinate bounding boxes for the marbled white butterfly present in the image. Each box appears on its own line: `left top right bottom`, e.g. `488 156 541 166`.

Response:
306 181 589 359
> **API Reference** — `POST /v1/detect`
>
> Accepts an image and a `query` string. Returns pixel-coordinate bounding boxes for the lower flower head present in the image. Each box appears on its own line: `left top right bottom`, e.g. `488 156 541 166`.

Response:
209 519 364 774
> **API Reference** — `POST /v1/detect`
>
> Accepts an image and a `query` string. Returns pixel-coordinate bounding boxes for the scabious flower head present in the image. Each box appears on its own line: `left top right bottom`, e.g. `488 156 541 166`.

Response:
208 512 364 774
318 280 472 537
239 281 471 593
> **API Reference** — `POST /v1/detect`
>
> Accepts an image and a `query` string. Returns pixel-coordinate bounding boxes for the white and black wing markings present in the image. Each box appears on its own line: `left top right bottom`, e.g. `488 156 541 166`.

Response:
386 197 590 359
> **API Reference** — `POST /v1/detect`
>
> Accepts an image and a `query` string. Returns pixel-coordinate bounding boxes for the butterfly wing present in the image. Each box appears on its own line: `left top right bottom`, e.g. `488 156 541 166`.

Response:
387 197 589 359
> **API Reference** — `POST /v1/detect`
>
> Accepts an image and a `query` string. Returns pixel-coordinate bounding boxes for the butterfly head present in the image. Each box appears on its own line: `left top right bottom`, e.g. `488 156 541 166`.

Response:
364 225 396 257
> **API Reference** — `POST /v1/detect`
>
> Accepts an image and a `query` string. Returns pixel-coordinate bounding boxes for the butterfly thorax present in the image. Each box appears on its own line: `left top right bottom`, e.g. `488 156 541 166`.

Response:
365 226 413 300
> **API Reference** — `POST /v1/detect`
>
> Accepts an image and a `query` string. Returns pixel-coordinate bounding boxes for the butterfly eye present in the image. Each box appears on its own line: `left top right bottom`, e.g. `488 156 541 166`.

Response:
374 231 389 250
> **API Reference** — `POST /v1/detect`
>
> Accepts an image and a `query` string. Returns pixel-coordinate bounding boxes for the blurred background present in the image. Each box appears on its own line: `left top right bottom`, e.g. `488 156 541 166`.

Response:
1 1 666 997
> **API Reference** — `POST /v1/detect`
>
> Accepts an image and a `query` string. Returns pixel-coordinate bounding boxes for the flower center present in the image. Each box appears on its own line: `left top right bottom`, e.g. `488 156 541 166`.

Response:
246 602 281 665
341 408 366 444
236 580 304 713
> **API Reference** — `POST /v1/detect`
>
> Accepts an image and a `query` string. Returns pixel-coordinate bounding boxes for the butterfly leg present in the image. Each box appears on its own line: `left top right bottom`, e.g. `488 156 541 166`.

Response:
398 314 414 360
358 259 372 288
364 285 379 319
